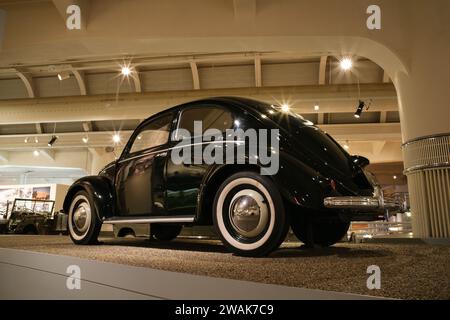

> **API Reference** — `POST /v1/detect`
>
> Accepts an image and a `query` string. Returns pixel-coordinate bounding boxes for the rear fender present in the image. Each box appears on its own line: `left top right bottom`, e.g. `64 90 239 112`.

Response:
273 151 334 211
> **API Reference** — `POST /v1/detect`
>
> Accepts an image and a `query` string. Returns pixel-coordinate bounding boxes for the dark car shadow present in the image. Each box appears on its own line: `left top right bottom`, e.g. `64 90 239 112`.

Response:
270 245 389 258
100 237 389 258
100 237 229 253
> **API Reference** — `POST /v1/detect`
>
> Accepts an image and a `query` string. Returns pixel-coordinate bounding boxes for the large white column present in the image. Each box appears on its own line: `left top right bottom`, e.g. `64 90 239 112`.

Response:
396 2 450 238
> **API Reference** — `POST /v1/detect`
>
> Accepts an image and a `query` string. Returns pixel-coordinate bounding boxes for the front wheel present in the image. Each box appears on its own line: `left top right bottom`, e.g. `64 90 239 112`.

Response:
68 190 102 245
291 214 350 247
213 171 288 257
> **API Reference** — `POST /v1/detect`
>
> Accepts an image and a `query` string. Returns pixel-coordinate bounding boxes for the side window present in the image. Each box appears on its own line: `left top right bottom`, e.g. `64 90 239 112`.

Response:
177 106 233 138
129 114 172 154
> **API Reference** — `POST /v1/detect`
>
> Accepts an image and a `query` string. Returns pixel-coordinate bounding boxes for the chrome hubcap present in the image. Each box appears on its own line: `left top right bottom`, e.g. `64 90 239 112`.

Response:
229 189 269 238
73 202 90 233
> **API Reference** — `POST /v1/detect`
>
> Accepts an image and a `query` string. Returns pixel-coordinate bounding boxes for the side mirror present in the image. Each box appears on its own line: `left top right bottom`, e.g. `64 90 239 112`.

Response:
351 155 370 168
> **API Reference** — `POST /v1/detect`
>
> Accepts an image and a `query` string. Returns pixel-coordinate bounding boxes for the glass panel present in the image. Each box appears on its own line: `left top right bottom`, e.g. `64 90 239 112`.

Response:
129 114 172 154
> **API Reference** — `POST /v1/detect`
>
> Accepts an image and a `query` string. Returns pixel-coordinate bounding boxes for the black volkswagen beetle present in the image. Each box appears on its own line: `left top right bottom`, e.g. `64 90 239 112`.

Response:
64 97 400 256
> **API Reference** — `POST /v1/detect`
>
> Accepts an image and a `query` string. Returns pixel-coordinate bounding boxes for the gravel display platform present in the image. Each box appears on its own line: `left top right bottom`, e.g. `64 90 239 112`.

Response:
0 235 448 300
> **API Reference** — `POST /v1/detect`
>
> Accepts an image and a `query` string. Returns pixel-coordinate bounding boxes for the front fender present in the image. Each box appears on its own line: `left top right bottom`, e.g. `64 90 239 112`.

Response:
63 176 115 220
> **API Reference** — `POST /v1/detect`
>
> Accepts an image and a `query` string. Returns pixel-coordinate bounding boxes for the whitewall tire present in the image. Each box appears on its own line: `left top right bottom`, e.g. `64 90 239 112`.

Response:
213 171 288 257
68 190 102 245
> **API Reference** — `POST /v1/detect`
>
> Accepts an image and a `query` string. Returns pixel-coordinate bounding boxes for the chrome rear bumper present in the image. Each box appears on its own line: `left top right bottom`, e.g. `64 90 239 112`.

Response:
324 194 403 212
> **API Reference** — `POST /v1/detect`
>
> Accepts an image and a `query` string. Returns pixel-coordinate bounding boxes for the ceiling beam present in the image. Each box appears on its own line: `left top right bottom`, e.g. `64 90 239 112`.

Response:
317 113 324 125
0 83 398 125
35 123 44 134
72 69 87 95
318 123 401 141
15 69 35 98
189 61 200 90
254 54 262 87
132 68 142 93
382 70 390 83
0 123 401 151
82 121 93 132
0 53 326 78
319 56 328 85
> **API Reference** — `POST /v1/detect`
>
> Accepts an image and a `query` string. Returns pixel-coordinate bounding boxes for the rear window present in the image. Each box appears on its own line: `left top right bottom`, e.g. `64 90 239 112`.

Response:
178 106 233 135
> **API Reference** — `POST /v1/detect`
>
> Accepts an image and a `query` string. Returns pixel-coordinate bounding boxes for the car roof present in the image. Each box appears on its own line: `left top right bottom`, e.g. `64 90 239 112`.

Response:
142 96 265 123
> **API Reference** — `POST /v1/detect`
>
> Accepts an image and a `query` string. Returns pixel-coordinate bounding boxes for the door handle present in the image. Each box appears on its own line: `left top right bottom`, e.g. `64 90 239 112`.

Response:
156 152 167 158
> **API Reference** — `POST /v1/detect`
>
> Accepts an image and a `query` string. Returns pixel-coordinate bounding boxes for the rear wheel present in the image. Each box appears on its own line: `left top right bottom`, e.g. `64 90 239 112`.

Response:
291 214 350 247
68 190 102 245
151 224 182 241
213 171 288 257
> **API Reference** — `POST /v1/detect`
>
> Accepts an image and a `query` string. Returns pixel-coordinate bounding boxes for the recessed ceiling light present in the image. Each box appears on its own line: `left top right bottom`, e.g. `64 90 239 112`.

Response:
393 175 397 180
121 66 131 76
24 137 29 143
343 144 350 150
82 136 89 143
33 150 40 157
112 134 121 143
34 137 39 144
281 104 290 112
340 57 353 71
314 104 320 111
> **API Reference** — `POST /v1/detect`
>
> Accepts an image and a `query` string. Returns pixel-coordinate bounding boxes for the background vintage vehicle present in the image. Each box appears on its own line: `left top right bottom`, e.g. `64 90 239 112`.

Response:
6 198 56 234
63 97 401 256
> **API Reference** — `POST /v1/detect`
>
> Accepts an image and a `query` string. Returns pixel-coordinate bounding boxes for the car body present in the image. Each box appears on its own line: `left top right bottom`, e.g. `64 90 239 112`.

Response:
63 97 401 256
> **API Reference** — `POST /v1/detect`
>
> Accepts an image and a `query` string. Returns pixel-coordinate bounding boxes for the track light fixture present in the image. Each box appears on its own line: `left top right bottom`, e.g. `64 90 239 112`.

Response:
57 71 70 81
354 99 372 118
47 135 58 147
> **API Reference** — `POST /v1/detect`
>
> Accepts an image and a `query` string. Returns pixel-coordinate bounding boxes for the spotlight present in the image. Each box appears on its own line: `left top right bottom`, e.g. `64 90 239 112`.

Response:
112 134 121 143
24 137 29 143
57 71 70 81
314 104 320 111
47 135 58 147
340 58 353 71
393 175 397 180
121 66 131 76
343 143 350 150
34 137 39 143
354 100 365 118
281 104 290 112
33 150 40 157
82 136 89 143
137 135 142 140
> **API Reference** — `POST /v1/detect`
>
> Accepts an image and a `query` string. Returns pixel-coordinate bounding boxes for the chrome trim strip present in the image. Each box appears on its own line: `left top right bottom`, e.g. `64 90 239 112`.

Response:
118 140 245 163
402 132 450 147
103 215 195 224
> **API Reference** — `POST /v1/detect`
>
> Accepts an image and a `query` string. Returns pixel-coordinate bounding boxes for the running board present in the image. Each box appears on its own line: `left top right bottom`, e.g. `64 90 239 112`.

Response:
102 215 195 224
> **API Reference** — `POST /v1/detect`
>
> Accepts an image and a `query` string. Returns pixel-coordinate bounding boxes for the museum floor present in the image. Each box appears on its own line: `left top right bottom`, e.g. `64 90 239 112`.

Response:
0 235 448 300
